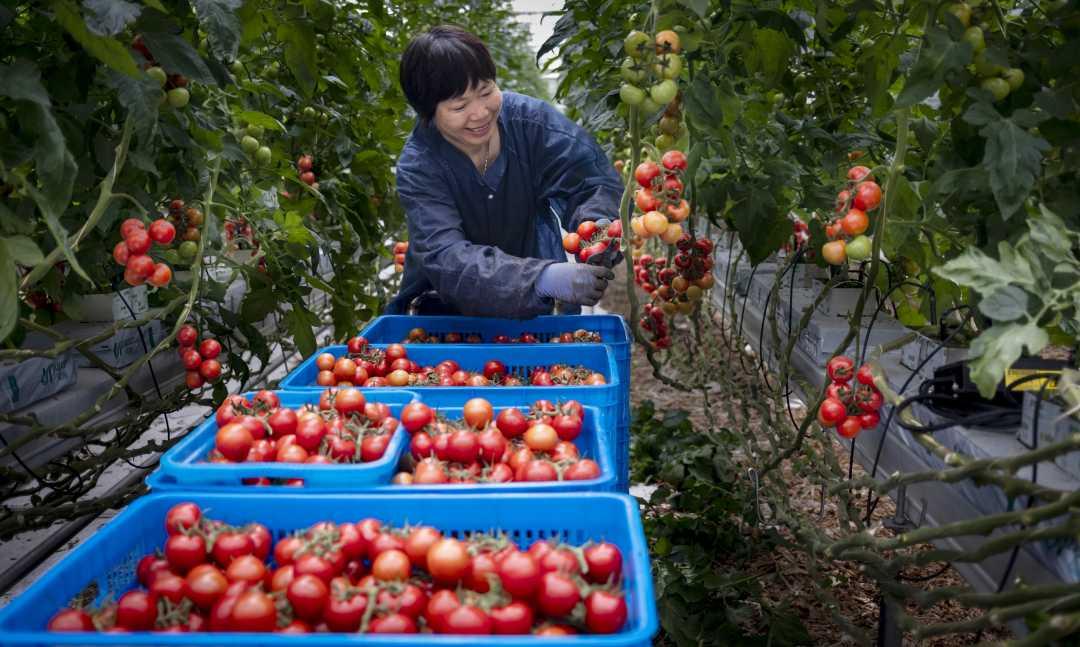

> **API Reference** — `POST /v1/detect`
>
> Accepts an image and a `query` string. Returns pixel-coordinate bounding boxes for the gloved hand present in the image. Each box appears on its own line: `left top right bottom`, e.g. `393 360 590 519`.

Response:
536 262 615 306
584 218 624 268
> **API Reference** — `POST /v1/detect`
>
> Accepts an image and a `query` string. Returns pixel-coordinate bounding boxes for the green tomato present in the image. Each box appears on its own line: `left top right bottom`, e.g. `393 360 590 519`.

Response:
624 30 651 59
319 111 330 125
973 52 1005 77
255 146 272 166
659 115 682 136
178 240 198 262
962 26 985 53
146 66 167 86
655 134 676 151
981 77 1011 102
845 235 873 261
649 79 678 105
946 3 972 27
302 106 317 119
1003 68 1025 91
246 124 265 138
654 53 683 80
166 87 190 108
640 96 661 115
620 57 647 84
230 60 245 77
619 84 645 106
240 135 260 154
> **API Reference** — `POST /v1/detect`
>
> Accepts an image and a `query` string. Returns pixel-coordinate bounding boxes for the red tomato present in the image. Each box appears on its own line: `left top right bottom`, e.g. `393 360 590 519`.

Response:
149 570 186 603
47 608 95 632
443 605 493 634
120 217 146 239
384 343 407 361
661 149 687 171
213 531 254 566
294 416 326 452
333 387 366 416
377 583 428 619
491 601 534 634
424 589 460 633
465 552 499 592
116 590 157 630
856 364 876 386
112 240 130 265
372 549 411 581
517 459 558 482
370 612 418 633
404 526 442 570
585 590 628 634
463 398 494 428
848 165 873 182
199 358 222 382
410 431 434 460
562 233 580 254
576 220 598 240
276 443 309 463
551 414 582 441
137 554 170 586
413 458 448 484
634 160 660 187
564 458 601 480
426 538 469 583
482 360 507 381
497 550 541 598
165 502 201 535
837 416 863 438
361 433 391 462
215 422 253 462
323 589 368 632
225 555 266 585
147 262 172 288
634 188 661 212
495 408 528 438
267 407 298 437
149 218 176 244
230 590 276 632
583 542 622 584
346 335 367 354
859 411 881 429
817 398 848 428
126 254 154 278
446 429 479 464
477 426 508 464
400 402 433 433
125 229 152 255
185 564 229 609
827 356 855 383
165 533 206 574
247 523 272 560
536 571 580 617
198 338 222 360
853 181 882 210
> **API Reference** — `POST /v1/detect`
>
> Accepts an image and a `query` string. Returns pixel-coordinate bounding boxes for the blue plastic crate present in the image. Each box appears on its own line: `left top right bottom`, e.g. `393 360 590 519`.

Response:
156 390 417 488
279 344 622 435
0 492 657 646
149 403 617 494
360 314 631 428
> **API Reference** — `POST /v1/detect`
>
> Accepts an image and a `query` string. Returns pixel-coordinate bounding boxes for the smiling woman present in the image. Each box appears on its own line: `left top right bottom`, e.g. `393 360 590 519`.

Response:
390 25 623 319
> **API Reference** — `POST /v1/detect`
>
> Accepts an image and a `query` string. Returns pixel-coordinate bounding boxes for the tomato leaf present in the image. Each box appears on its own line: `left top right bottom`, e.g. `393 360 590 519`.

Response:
192 0 242 62
895 27 972 108
3 236 44 267
684 75 724 137
241 286 277 324
0 240 18 342
676 0 709 19
0 62 87 282
733 188 789 265
969 323 1049 399
979 117 1050 220
277 21 317 97
50 0 141 77
859 36 901 117
141 31 216 85
106 70 161 139
82 0 141 36
285 307 317 358
745 28 794 87
236 110 285 133
978 285 1028 322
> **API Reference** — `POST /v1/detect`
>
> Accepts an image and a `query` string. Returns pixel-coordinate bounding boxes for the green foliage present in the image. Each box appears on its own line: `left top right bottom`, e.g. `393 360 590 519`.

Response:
631 401 810 646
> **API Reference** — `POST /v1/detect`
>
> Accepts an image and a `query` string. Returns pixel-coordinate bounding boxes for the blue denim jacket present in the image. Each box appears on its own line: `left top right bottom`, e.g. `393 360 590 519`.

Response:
386 92 622 318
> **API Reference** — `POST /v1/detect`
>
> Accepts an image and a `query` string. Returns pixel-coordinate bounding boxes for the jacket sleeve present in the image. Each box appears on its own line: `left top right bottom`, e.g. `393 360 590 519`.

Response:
397 152 559 319
531 102 625 233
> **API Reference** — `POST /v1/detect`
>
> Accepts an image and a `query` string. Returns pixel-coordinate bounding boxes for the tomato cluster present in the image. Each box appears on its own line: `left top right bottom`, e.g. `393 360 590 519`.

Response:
165 198 204 265
47 503 629 635
403 328 602 344
313 341 607 388
638 303 671 350
131 34 190 109
392 241 408 273
629 150 689 246
238 122 272 167
177 324 222 390
815 356 885 439
821 165 882 266
111 217 176 288
296 154 318 190
209 388 397 479
946 2 1025 103
392 398 599 485
784 217 810 254
619 28 683 115
561 219 622 263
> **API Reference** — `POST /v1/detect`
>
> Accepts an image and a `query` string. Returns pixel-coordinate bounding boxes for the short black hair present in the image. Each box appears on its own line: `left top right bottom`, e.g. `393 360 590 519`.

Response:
399 25 497 123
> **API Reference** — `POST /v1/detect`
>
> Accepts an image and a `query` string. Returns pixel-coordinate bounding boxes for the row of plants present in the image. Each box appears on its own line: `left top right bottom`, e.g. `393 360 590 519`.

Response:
546 0 1079 643
0 0 548 536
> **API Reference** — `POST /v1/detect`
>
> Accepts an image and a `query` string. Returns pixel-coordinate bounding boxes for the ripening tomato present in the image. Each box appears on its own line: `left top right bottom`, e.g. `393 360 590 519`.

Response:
216 423 253 462
400 402 433 433
821 240 846 266
562 232 581 254
372 549 412 581
841 208 869 236
384 343 407 361
463 397 494 428
576 220 598 241
315 353 335 371
848 165 873 182
524 424 558 452
333 387 366 416
853 181 882 211
634 188 661 212
426 538 470 583
404 526 442 570
149 219 176 245
333 357 358 383
634 161 660 188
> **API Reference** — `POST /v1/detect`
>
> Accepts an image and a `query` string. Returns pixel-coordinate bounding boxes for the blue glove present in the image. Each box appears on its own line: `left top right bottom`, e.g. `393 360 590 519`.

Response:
536 262 614 306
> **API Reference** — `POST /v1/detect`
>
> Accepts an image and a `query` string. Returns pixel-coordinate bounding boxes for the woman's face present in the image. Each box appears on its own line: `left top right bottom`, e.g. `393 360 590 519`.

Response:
433 80 502 151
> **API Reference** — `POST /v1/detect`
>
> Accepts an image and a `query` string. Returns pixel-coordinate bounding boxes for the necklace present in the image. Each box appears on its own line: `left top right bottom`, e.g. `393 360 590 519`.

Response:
479 138 492 175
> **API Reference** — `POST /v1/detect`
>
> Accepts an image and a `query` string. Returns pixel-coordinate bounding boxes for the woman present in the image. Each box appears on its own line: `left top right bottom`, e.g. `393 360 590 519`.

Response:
387 25 623 318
